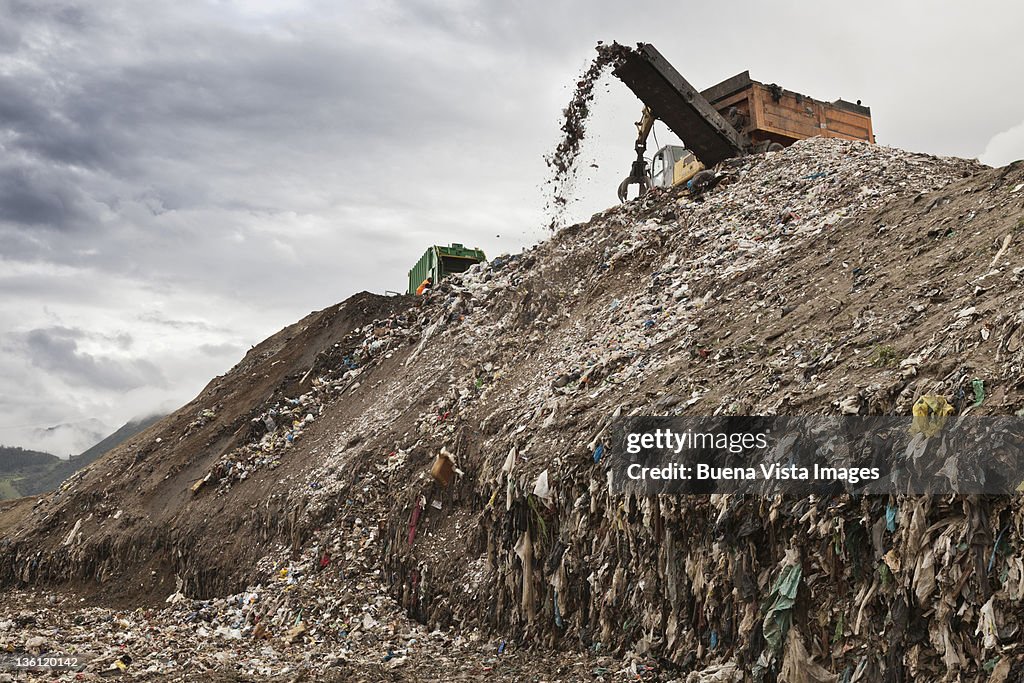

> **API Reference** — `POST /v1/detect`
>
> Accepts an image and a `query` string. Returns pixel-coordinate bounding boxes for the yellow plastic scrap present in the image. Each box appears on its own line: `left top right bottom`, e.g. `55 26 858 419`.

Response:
911 394 954 437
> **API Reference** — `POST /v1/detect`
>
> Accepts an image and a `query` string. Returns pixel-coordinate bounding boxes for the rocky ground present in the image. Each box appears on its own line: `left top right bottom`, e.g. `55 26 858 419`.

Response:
3 138 1024 681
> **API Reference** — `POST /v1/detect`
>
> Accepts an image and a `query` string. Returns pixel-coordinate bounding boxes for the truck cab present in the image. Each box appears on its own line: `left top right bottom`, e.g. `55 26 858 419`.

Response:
650 145 704 189
407 243 486 294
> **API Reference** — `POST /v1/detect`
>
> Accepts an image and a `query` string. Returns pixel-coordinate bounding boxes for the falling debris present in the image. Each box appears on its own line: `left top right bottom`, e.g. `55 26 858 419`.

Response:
543 42 631 231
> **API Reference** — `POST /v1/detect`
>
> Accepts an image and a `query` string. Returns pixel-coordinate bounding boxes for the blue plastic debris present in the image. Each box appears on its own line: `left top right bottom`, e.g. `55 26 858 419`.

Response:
989 525 1009 573
593 444 604 464
885 503 897 532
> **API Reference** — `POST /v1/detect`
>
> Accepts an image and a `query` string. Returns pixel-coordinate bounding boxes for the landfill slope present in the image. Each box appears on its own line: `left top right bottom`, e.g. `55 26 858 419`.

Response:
0 291 411 604
3 138 1024 680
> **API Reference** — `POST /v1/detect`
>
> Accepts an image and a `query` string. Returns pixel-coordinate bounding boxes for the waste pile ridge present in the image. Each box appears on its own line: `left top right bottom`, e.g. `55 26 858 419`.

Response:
3 138 1024 680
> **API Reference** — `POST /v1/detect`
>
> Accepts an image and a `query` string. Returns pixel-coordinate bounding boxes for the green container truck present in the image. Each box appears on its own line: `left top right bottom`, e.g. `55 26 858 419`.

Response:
408 243 486 294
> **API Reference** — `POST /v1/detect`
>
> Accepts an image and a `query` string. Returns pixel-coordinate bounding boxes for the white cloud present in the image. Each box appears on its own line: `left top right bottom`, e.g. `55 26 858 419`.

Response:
980 120 1024 168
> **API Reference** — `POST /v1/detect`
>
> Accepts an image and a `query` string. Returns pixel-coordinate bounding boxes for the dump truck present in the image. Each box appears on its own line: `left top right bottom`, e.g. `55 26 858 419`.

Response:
408 243 486 294
614 43 874 200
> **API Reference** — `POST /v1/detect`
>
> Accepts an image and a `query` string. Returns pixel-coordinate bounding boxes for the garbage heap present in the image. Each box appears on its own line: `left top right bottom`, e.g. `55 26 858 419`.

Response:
3 137 1024 681
370 139 1024 681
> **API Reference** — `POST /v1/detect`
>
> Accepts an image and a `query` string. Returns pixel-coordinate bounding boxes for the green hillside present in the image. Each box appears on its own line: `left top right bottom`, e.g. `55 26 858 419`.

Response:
0 415 162 500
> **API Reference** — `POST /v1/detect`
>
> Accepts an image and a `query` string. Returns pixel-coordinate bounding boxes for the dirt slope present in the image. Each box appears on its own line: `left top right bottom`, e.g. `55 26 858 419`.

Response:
0 291 411 603
3 138 1024 680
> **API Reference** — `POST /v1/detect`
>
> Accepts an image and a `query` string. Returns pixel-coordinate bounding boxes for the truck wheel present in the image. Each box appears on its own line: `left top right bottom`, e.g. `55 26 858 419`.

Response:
767 142 785 153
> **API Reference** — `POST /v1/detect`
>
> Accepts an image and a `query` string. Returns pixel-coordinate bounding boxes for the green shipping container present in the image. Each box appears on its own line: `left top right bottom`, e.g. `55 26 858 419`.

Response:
408 243 486 294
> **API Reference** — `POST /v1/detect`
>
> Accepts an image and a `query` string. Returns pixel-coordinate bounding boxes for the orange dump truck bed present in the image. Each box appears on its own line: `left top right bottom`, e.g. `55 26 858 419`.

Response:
613 44 873 166
701 71 874 147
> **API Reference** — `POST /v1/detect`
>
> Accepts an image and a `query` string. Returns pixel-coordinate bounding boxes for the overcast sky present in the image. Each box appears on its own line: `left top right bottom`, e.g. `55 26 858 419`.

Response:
2 0 1022 456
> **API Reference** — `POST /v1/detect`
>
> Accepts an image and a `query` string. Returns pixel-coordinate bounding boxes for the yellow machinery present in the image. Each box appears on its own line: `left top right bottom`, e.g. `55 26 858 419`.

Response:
613 44 874 201
617 107 705 202
651 145 704 191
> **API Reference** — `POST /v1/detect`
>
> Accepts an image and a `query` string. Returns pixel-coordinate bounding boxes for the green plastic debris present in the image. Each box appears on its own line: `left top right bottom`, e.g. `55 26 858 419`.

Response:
832 612 845 644
762 559 802 652
971 379 985 408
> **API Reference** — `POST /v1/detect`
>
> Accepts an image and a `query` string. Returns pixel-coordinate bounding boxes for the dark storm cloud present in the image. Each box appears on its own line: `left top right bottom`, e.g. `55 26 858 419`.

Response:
0 164 92 226
13 326 164 391
0 21 19 52
4 0 88 27
0 0 546 353
0 0 493 249
0 76 46 127
19 15 464 150
0 76 117 171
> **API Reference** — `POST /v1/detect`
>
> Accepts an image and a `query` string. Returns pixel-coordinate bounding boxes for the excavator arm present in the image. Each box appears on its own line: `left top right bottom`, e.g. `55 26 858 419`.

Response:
613 44 752 202
617 106 656 203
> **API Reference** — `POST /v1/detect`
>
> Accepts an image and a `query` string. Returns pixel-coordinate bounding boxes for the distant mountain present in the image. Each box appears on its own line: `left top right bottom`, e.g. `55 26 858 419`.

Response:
0 446 62 499
30 419 109 457
0 415 164 500
0 446 61 472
